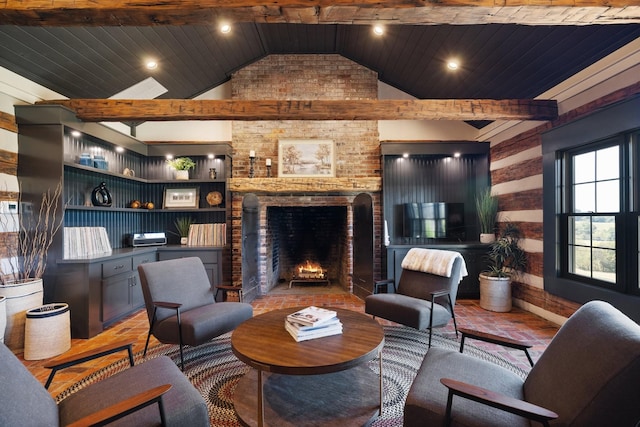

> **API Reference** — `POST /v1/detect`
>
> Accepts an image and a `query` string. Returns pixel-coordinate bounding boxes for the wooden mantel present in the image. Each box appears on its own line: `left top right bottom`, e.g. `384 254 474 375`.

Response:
35 99 558 122
1 0 638 26
229 177 382 194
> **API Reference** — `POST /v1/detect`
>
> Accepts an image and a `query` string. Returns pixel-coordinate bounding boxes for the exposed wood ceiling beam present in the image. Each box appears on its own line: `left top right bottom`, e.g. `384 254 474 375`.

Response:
2 0 639 26
35 99 558 121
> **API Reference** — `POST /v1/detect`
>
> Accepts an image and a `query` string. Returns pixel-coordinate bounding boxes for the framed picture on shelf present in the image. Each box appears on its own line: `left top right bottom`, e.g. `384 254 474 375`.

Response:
163 187 199 209
278 139 335 178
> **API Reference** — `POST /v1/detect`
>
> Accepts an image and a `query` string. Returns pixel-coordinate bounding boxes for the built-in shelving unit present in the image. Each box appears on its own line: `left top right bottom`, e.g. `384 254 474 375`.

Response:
15 105 232 337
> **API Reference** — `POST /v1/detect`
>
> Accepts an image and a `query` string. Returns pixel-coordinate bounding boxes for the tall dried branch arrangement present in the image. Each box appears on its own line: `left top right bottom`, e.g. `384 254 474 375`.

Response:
0 181 64 284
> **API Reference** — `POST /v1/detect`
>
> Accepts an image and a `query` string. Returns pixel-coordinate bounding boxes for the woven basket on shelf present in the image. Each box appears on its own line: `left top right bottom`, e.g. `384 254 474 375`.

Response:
24 303 71 360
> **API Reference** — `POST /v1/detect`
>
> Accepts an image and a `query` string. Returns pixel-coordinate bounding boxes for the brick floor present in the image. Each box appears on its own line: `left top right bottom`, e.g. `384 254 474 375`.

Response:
17 293 560 398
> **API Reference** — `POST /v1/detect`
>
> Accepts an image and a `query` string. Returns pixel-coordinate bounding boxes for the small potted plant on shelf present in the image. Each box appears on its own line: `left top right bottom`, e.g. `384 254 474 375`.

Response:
478 223 527 312
166 157 196 180
172 217 194 245
475 188 498 243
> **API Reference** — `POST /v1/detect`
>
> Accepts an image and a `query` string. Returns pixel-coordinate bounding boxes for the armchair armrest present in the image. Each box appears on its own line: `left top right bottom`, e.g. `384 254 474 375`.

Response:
43 340 135 389
66 384 172 427
154 301 182 309
373 279 396 294
458 327 534 367
440 378 557 427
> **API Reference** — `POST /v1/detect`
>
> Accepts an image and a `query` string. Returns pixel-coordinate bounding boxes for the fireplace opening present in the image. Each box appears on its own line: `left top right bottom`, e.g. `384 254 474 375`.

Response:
267 206 348 290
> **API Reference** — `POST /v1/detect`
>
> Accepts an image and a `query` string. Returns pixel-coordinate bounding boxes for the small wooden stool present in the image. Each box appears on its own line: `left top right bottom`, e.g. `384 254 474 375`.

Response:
215 285 244 303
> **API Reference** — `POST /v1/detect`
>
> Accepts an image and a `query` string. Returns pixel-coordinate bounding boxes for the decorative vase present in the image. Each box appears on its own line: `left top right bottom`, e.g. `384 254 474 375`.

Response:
479 274 512 312
180 237 188 245
480 233 496 244
0 278 44 351
175 170 189 180
91 182 113 207
0 296 6 344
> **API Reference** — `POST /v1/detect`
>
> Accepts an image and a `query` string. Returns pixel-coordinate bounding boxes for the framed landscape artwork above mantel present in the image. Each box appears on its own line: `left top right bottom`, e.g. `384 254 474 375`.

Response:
278 139 335 178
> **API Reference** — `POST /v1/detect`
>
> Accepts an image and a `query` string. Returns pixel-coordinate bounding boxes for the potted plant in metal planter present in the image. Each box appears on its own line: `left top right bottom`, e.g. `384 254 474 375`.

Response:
0 182 64 350
476 188 498 243
479 223 527 312
166 156 196 180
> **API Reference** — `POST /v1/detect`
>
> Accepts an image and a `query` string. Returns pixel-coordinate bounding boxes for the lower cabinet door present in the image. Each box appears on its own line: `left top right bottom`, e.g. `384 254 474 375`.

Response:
102 275 132 323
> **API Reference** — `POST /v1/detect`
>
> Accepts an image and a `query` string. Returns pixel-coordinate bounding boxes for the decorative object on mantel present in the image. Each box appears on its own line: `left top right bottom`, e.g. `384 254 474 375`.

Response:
206 191 223 207
91 182 112 207
266 158 272 178
0 181 64 351
478 223 527 312
166 156 196 180
249 150 255 178
476 188 498 244
278 139 335 178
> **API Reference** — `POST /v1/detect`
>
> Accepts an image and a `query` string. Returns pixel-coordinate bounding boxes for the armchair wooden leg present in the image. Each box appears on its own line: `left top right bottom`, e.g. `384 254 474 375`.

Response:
144 307 158 358
176 309 184 371
448 295 459 338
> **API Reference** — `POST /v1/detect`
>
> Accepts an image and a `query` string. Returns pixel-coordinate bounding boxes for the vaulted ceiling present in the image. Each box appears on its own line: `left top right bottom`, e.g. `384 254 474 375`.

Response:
0 2 639 128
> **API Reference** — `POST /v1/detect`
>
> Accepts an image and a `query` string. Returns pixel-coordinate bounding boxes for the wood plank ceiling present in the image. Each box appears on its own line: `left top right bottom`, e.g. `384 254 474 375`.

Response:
0 1 639 126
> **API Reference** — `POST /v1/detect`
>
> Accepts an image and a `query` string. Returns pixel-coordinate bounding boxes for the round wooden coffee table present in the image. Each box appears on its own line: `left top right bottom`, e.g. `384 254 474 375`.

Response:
231 307 385 427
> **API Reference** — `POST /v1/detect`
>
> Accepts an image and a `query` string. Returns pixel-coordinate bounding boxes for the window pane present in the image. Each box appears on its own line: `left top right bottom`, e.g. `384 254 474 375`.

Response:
592 216 615 249
570 245 591 278
573 151 595 184
596 146 619 181
596 180 620 213
573 183 595 213
592 248 616 283
570 216 591 245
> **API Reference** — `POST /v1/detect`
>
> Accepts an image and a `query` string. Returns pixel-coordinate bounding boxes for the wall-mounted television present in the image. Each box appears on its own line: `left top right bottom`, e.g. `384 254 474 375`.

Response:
403 202 465 240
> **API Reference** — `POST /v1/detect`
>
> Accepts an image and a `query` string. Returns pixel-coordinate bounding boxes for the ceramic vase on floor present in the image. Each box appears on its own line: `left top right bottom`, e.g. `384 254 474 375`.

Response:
0 278 44 351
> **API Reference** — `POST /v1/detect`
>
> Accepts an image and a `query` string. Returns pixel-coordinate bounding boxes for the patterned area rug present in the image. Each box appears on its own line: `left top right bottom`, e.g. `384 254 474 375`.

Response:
56 326 526 426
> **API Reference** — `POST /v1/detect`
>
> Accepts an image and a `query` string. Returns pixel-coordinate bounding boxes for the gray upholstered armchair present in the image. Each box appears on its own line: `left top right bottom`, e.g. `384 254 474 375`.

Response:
0 340 209 426
365 248 467 347
138 256 253 370
404 300 640 427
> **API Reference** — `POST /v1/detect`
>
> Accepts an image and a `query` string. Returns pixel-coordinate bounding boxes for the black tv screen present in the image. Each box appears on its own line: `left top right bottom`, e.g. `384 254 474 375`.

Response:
403 202 465 240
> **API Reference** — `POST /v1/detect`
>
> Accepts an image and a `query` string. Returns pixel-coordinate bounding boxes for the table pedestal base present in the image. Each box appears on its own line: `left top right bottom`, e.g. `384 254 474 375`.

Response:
234 364 380 427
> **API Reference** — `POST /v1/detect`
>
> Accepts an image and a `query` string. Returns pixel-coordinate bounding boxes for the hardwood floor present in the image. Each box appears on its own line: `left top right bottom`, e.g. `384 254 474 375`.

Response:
18 291 560 398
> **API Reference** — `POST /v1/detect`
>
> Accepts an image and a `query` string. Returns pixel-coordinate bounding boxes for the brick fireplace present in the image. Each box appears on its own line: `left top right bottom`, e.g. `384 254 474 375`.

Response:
228 54 383 300
230 189 382 300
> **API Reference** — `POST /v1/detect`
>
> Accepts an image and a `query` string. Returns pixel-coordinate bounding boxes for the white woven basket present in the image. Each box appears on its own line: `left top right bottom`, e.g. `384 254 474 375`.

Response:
0 279 44 351
24 303 71 360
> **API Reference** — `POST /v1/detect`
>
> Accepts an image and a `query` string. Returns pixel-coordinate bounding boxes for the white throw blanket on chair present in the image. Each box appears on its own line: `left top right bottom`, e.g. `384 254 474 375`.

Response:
401 248 468 283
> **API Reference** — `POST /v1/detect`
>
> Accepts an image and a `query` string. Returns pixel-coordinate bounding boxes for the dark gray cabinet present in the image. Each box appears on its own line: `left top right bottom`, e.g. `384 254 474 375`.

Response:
157 247 223 295
386 244 488 299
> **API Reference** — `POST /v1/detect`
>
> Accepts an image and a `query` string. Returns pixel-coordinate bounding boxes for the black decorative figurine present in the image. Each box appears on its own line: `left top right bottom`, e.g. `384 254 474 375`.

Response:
91 182 113 207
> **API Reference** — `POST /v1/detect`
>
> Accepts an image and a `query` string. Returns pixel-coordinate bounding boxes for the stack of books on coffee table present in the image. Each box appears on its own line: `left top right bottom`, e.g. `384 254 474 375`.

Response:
285 306 343 342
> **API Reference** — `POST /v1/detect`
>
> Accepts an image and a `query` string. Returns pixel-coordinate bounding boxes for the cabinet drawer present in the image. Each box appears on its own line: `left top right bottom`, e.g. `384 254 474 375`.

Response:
132 253 155 270
102 257 133 279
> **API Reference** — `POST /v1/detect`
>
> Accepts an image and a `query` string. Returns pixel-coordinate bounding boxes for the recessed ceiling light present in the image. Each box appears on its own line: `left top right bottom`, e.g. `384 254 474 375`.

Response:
373 25 384 36
453 152 461 158
115 146 125 153
220 24 231 34
447 60 460 71
208 154 214 159
403 153 409 158
166 154 174 160
146 60 158 70
70 130 81 137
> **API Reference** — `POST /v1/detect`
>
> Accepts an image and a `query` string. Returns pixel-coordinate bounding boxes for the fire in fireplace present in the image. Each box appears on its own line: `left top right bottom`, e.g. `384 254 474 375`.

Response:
295 260 327 280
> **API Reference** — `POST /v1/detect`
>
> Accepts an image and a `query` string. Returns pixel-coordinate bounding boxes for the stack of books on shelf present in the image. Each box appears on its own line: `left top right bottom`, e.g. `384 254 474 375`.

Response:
63 226 113 259
285 306 343 342
187 223 226 246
